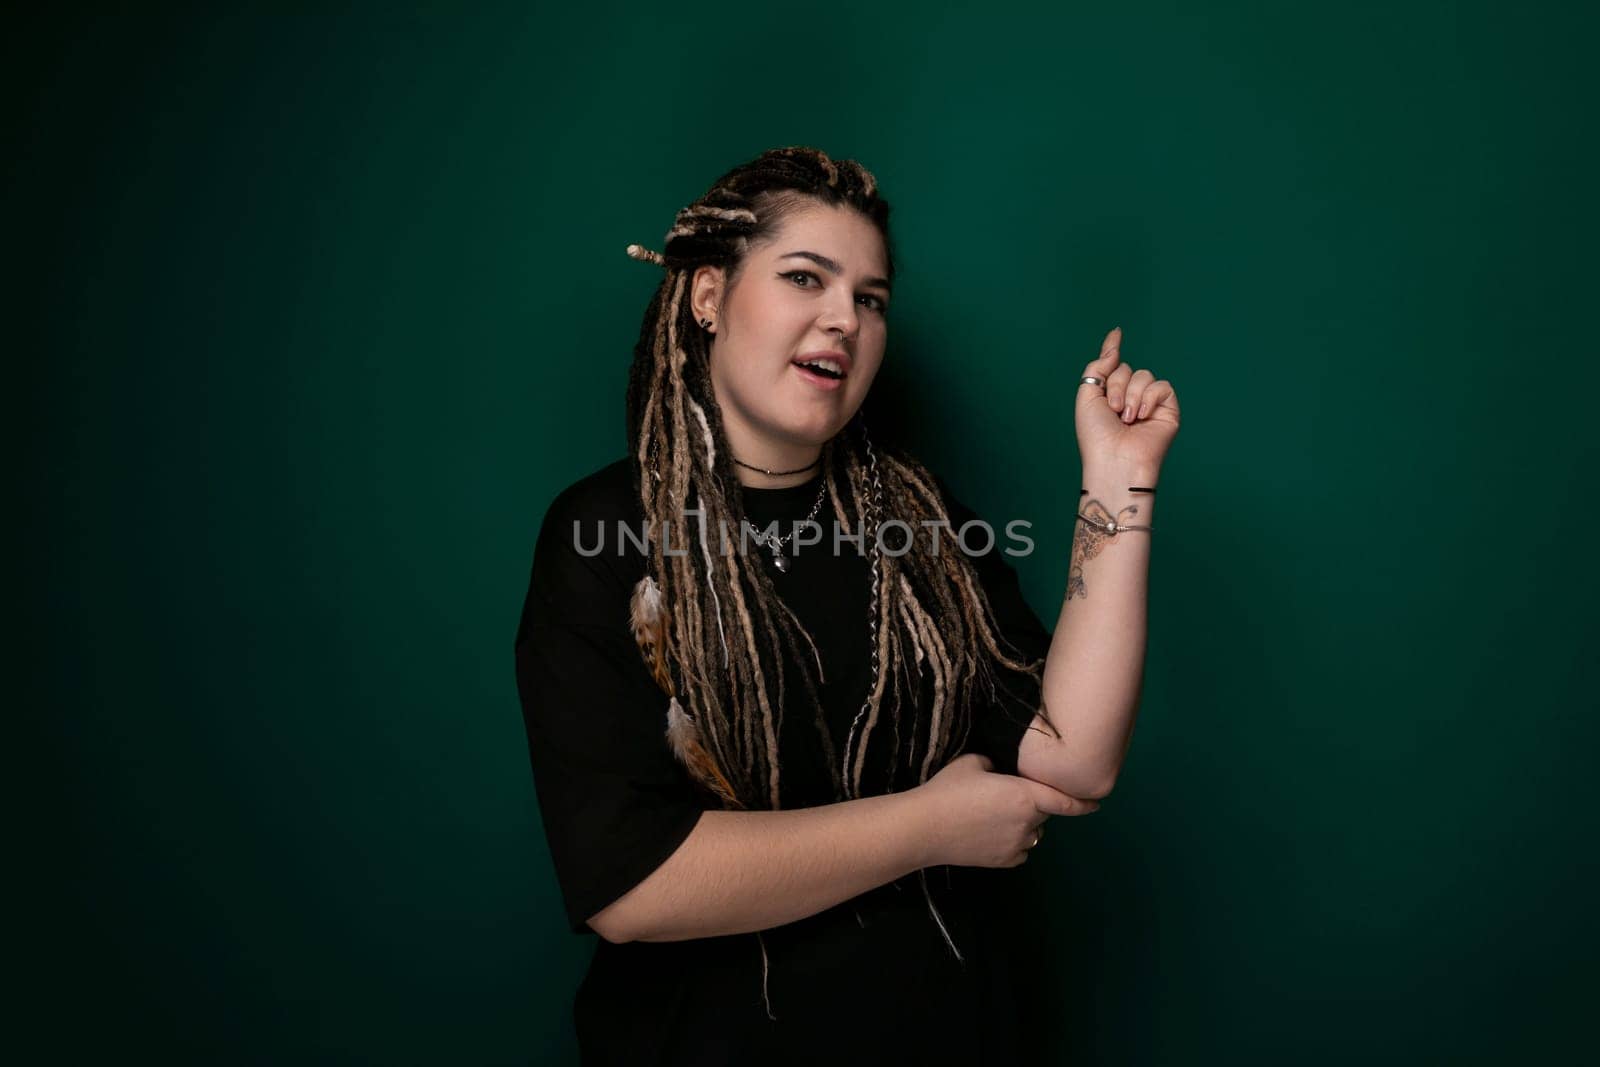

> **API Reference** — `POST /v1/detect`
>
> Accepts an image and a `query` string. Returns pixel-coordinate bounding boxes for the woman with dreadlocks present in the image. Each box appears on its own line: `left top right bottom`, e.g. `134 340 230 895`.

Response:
513 146 1180 1064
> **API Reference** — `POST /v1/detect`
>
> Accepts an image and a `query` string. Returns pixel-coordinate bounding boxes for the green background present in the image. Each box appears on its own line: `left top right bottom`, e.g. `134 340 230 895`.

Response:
18 2 1596 1062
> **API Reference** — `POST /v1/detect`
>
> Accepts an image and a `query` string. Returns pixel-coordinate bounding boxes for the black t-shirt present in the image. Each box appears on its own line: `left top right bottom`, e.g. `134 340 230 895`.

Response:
513 457 1052 1065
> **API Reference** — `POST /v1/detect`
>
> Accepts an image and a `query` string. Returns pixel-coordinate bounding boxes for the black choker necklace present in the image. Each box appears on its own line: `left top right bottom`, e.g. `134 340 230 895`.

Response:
733 456 821 478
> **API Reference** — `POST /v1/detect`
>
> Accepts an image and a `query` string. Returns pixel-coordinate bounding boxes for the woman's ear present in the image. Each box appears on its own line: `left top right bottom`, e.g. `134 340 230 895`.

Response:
690 265 725 325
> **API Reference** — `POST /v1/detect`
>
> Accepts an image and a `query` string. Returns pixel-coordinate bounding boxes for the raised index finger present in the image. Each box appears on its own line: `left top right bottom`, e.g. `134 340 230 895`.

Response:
1082 326 1122 381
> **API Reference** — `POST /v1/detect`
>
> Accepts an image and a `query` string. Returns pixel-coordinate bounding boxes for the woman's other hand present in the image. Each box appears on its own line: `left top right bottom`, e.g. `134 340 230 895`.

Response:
1075 326 1181 475
910 753 1099 869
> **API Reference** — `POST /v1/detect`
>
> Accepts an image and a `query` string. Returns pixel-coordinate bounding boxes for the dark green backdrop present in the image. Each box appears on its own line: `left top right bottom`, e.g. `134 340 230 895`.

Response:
19 2 1596 1063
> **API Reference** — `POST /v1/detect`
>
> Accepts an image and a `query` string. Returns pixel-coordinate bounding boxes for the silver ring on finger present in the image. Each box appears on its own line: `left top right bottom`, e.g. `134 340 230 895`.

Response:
1080 376 1105 388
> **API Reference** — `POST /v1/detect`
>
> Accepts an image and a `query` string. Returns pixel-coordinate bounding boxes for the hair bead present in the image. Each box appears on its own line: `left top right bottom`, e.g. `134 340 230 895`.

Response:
625 243 666 266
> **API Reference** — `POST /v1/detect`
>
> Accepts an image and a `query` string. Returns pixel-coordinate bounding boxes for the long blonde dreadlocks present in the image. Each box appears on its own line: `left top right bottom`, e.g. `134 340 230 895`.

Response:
622 146 1059 817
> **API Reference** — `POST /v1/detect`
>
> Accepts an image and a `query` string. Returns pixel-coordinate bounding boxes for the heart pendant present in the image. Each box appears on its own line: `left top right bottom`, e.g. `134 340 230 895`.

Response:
771 547 789 573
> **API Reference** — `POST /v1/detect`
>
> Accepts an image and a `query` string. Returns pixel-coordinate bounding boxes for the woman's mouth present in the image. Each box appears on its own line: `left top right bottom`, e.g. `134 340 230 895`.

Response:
792 357 846 391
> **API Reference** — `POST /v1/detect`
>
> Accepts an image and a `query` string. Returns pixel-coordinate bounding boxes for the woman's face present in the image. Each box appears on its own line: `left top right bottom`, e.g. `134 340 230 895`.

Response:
692 202 891 459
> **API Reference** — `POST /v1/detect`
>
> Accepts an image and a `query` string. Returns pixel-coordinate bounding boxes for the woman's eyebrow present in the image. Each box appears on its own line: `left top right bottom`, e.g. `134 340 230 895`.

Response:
778 251 892 294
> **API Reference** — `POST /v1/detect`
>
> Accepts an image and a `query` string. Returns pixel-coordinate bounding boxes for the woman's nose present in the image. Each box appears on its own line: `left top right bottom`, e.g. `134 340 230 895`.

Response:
818 296 860 340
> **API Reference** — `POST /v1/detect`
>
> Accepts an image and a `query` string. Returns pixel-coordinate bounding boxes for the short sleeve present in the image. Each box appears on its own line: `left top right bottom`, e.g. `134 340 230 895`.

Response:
936 478 1053 778
513 486 709 936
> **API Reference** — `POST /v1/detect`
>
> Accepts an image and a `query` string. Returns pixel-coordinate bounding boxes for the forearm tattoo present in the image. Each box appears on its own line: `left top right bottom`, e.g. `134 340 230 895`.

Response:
1066 497 1143 601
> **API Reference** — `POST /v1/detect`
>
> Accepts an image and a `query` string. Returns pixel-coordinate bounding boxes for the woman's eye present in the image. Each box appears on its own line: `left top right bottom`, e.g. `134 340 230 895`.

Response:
781 271 886 313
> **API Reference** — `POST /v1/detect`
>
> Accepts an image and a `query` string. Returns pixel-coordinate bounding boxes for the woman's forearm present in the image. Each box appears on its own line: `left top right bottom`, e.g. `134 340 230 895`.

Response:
1019 460 1156 797
594 791 931 943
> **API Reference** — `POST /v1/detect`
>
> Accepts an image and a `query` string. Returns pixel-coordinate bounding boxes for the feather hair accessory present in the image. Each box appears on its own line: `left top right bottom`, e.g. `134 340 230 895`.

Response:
666 696 743 809
630 575 744 809
628 574 673 694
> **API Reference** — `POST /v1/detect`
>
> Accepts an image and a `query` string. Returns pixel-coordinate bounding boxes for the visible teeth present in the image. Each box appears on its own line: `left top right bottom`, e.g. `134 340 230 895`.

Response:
800 358 844 375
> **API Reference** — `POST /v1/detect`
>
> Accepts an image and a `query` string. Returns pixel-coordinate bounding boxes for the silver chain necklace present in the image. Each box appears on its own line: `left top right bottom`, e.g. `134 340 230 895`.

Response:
742 478 828 573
